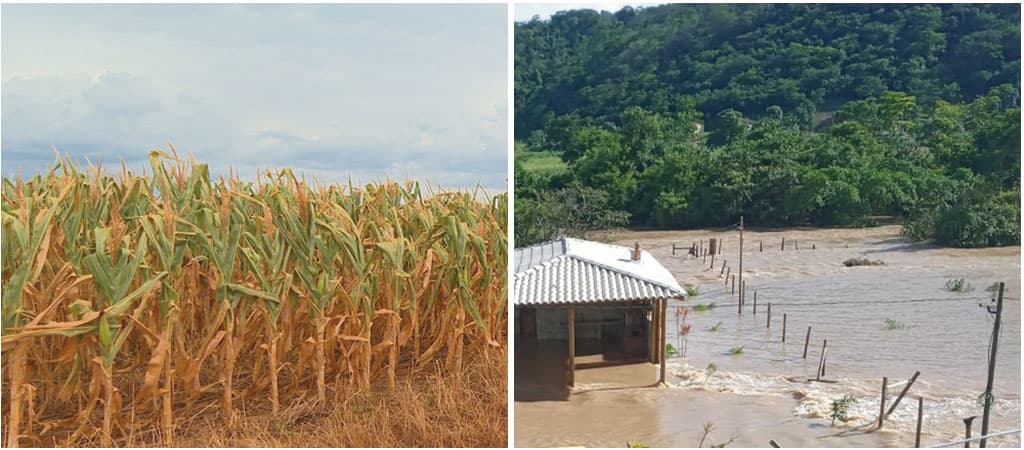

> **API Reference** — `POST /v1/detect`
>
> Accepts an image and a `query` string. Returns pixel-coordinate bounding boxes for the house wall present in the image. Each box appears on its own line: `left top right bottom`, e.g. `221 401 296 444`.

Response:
515 303 653 346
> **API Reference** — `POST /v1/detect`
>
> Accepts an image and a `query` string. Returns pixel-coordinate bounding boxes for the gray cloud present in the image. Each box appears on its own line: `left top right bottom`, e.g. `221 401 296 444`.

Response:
1 4 508 190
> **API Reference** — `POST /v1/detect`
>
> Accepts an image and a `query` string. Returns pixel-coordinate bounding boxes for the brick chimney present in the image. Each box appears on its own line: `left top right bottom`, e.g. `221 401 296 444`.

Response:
632 242 641 261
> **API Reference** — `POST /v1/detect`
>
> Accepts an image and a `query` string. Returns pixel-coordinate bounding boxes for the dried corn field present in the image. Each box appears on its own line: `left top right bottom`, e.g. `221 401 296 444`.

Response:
1 151 508 447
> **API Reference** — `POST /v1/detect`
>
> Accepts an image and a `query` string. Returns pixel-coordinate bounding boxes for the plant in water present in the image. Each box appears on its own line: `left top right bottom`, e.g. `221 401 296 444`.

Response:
829 395 858 425
704 363 718 383
728 346 744 356
885 318 906 330
676 306 691 356
693 302 716 312
684 284 700 297
626 440 650 448
665 343 679 358
707 321 722 332
946 277 974 292
698 422 737 448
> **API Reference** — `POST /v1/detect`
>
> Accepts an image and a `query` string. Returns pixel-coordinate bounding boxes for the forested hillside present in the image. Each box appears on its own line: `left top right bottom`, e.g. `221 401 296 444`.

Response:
515 4 1020 248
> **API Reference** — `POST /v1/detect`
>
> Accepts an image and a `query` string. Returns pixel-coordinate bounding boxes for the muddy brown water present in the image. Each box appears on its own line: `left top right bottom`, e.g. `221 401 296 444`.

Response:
515 226 1021 447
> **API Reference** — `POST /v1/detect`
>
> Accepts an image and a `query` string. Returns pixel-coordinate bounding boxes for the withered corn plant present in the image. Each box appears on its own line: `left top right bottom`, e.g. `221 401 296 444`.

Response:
1 150 508 447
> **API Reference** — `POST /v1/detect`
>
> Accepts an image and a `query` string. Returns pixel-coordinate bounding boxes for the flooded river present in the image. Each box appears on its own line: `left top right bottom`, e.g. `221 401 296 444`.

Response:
515 226 1021 447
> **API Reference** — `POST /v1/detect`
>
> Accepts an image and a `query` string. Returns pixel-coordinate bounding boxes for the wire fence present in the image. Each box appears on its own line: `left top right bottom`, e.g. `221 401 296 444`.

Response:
926 429 1021 448
672 295 997 310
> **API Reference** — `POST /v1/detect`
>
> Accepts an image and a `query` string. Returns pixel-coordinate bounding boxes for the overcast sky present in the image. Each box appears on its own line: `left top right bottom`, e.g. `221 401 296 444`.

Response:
1 4 508 191
513 2 661 22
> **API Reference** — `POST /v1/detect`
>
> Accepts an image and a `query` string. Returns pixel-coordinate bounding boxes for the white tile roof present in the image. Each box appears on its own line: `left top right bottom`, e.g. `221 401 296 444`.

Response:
514 238 686 306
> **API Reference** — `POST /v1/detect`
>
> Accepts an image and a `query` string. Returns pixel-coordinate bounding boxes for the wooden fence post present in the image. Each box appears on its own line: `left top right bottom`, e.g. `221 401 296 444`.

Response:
710 254 715 268
781 237 785 251
753 291 758 314
879 377 888 428
885 371 922 418
760 240 763 252
964 416 976 448
721 262 727 277
738 281 743 315
821 343 828 377
816 339 828 381
782 314 787 342
767 303 772 329
915 396 924 448
803 326 811 359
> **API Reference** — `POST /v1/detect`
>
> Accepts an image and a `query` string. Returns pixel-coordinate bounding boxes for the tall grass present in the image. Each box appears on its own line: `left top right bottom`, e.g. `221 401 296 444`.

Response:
1 150 507 446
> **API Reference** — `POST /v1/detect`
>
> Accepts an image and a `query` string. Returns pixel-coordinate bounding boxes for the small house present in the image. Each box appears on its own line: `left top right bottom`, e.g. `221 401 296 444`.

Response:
514 238 686 397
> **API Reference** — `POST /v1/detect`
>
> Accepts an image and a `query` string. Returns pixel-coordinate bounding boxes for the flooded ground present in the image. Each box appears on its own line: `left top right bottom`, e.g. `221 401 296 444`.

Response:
515 225 1021 447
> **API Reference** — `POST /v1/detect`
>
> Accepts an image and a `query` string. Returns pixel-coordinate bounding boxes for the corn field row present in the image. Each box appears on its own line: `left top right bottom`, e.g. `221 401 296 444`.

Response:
1 151 508 447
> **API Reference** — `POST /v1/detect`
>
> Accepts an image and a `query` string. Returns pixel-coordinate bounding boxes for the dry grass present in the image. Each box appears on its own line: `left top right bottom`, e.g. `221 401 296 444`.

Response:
147 350 506 448
1 150 507 447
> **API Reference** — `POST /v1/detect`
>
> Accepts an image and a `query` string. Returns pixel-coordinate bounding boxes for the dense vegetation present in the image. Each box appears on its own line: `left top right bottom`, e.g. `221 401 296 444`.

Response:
515 4 1020 247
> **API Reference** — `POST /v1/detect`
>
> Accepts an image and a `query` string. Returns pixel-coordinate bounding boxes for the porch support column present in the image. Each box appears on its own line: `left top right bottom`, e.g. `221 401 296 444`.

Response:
649 300 658 363
568 304 576 387
659 298 668 384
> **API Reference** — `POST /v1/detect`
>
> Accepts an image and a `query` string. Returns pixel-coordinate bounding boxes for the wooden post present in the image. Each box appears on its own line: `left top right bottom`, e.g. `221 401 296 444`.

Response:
699 239 703 257
782 314 787 342
738 282 743 314
738 215 744 313
980 282 1004 448
652 300 660 364
767 303 772 329
709 238 717 255
879 377 888 428
760 240 763 252
721 263 728 277
660 298 668 384
802 326 811 359
651 299 659 362
964 416 976 448
719 241 723 255
568 305 576 387
703 250 707 264
753 291 758 315
886 371 922 418
731 274 736 294
821 343 828 378
816 339 828 381
795 240 799 250
915 396 924 448
781 237 785 251
710 254 715 268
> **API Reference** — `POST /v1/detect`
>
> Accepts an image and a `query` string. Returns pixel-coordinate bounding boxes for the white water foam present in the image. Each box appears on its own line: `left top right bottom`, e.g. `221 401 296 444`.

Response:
668 361 1021 447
